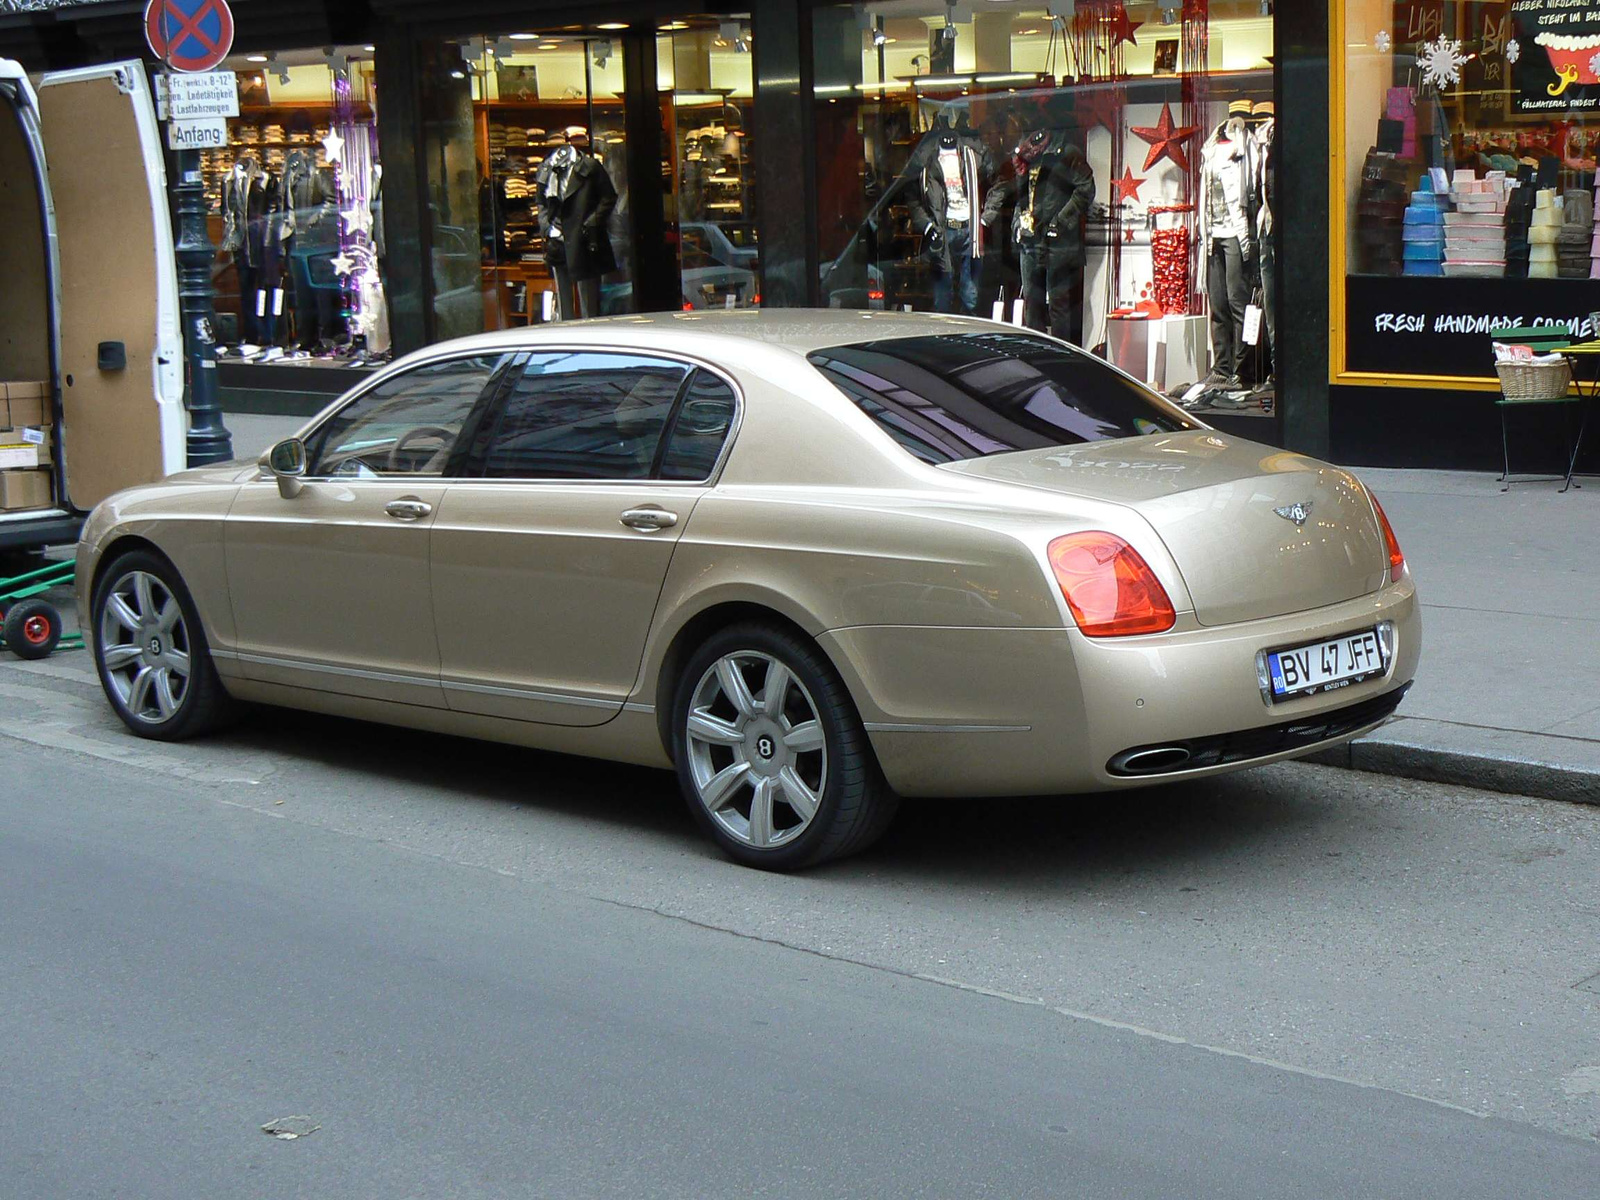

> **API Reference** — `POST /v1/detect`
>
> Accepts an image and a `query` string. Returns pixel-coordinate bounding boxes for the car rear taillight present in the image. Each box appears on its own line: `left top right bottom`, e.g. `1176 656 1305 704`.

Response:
1047 532 1176 637
1370 493 1405 576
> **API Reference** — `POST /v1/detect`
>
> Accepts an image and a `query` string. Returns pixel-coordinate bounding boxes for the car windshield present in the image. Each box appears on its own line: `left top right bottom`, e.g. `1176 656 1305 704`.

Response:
807 331 1198 465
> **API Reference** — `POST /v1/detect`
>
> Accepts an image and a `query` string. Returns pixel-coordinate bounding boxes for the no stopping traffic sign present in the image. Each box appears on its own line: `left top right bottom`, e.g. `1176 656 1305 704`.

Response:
145 0 234 74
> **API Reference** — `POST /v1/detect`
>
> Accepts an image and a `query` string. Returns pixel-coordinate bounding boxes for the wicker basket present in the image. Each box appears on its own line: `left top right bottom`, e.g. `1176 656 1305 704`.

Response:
1496 358 1572 400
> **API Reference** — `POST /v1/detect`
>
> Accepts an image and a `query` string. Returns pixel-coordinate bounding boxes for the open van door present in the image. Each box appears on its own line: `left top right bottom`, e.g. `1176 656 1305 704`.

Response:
34 62 184 510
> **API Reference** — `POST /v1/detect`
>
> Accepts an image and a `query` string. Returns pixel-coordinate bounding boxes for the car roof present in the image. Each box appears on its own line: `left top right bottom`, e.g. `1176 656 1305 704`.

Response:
394 309 1006 367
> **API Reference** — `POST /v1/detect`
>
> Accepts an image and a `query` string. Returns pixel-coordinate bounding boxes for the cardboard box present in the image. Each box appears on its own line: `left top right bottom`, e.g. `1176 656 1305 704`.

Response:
0 468 52 512
1 382 48 429
0 444 39 470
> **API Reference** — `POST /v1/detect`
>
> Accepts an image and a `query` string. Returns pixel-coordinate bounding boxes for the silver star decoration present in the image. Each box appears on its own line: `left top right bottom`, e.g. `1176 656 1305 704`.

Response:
330 250 356 277
341 204 373 235
321 129 345 163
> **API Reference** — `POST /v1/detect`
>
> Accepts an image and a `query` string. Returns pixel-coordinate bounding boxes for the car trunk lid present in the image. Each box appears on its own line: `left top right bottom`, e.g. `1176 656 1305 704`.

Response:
942 432 1389 626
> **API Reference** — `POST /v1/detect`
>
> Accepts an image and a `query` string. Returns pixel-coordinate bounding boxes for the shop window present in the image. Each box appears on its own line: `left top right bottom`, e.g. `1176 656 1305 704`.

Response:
660 19 762 309
1339 1 1600 379
420 32 634 339
206 46 387 366
812 1 1277 417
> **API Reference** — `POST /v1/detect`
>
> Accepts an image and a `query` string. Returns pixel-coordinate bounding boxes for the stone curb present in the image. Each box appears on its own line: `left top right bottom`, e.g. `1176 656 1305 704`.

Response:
1308 719 1600 807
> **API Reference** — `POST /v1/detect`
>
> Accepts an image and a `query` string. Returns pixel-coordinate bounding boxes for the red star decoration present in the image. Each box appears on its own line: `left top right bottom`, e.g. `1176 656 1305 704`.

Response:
1112 166 1145 204
1107 3 1142 48
1131 102 1200 173
1124 227 1136 243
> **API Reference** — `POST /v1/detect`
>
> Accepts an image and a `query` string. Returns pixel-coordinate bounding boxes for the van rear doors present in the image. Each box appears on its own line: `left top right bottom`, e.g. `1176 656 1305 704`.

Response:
34 62 184 511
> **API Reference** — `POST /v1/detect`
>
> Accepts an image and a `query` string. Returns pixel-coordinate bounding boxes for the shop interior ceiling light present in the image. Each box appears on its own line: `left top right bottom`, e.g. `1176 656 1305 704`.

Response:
593 40 613 68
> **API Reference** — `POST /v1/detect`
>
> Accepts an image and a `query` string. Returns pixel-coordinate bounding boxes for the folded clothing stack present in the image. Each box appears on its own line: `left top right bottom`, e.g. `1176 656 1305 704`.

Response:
1443 170 1508 277
1354 149 1407 276
1402 172 1448 277
1529 188 1562 278
1559 189 1594 279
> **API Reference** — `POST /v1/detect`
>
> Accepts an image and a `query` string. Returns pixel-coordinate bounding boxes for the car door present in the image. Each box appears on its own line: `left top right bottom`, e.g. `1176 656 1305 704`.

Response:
31 62 185 509
431 353 740 726
223 352 515 705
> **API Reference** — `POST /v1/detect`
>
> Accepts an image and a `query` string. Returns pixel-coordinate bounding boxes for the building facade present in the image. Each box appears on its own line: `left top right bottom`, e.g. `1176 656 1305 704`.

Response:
9 1 1575 472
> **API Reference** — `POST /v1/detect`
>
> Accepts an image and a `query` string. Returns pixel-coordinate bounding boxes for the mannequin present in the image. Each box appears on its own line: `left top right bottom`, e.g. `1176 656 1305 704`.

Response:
1199 101 1255 392
1250 100 1276 393
281 149 339 351
1011 128 1094 346
536 128 617 321
907 110 994 316
220 156 276 347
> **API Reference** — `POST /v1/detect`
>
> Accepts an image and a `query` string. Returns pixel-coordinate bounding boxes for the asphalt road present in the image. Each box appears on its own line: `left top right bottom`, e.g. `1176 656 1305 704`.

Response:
2 650 1598 1198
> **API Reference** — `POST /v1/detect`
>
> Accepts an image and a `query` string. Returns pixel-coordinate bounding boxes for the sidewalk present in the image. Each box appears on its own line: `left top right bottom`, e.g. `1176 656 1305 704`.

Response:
1313 466 1600 805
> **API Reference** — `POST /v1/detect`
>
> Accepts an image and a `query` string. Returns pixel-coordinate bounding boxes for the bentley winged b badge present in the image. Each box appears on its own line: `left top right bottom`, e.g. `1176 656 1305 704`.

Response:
1274 501 1313 527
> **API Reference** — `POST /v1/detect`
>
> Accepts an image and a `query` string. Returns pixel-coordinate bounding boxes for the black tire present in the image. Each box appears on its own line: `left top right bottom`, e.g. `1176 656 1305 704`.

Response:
3 599 62 660
671 621 899 871
91 549 237 741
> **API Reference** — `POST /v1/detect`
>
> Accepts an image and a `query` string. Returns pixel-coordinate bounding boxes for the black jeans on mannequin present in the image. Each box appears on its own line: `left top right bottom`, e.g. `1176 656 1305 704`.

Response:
1020 241 1085 347
235 261 258 346
1207 236 1251 380
1257 234 1276 380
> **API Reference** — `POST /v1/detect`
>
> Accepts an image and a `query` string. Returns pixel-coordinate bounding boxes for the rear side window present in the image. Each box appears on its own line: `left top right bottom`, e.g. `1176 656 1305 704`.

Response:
480 352 690 480
806 331 1196 465
658 370 737 481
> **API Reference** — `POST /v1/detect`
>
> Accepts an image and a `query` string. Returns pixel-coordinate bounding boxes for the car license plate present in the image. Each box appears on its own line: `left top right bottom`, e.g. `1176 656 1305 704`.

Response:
1265 628 1387 701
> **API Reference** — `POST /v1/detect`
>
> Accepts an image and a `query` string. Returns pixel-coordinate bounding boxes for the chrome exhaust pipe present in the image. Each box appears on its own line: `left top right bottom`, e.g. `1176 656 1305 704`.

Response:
1109 745 1193 776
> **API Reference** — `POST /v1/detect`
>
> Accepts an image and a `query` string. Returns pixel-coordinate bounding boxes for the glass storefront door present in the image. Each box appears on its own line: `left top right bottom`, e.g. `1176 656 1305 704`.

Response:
658 17 762 309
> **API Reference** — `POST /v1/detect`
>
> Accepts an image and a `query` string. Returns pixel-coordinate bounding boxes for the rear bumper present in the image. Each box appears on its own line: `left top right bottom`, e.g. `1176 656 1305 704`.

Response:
821 572 1420 797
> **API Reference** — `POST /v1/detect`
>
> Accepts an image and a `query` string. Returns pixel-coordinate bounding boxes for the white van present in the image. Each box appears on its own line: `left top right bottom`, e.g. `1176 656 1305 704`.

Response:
0 58 185 555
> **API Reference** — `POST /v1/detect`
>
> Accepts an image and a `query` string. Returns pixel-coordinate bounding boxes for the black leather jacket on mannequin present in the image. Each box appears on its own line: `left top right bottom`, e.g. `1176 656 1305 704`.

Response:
1010 134 1095 265
905 130 995 272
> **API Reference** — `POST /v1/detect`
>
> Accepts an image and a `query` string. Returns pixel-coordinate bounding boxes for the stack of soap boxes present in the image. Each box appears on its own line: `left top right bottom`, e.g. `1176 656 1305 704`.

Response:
1529 188 1562 278
1558 189 1594 279
1442 169 1508 277
1401 174 1447 277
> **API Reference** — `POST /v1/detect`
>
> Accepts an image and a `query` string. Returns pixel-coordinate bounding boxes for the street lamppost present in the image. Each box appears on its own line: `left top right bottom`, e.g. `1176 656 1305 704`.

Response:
170 141 233 466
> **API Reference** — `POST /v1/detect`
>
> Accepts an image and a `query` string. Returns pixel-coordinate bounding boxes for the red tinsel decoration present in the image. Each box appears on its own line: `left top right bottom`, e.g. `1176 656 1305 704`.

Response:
1151 225 1191 314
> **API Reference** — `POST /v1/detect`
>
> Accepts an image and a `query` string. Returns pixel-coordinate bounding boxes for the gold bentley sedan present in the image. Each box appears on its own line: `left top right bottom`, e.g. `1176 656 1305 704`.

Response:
76 311 1419 869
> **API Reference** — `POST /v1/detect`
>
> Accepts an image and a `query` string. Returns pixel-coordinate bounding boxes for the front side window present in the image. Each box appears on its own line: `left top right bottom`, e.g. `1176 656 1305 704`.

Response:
480 352 691 480
808 331 1197 465
306 354 511 478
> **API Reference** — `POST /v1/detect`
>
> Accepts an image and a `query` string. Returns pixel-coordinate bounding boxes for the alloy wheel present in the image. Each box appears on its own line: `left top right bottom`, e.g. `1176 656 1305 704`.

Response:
98 570 192 726
684 651 828 850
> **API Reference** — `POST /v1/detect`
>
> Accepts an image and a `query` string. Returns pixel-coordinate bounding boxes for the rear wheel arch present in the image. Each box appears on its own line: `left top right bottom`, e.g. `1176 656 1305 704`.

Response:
653 601 851 761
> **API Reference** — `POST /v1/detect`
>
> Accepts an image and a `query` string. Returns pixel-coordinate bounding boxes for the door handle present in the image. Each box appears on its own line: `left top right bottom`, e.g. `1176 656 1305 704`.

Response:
384 498 433 521
620 506 678 532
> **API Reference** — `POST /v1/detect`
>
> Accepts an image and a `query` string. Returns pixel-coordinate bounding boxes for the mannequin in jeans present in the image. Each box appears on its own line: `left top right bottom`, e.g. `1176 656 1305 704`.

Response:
1199 102 1255 395
907 111 993 316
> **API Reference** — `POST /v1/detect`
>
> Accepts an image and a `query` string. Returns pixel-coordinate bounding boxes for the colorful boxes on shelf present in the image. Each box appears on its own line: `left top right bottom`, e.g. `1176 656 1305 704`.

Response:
1443 170 1507 278
1401 175 1447 277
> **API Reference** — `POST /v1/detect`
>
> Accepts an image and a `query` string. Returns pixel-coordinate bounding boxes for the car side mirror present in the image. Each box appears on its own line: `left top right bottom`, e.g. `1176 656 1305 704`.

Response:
263 437 306 498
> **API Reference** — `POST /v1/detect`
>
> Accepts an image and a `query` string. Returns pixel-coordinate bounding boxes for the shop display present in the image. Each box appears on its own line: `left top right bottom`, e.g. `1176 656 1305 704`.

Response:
813 1 1277 415
1442 170 1509 278
201 48 386 366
